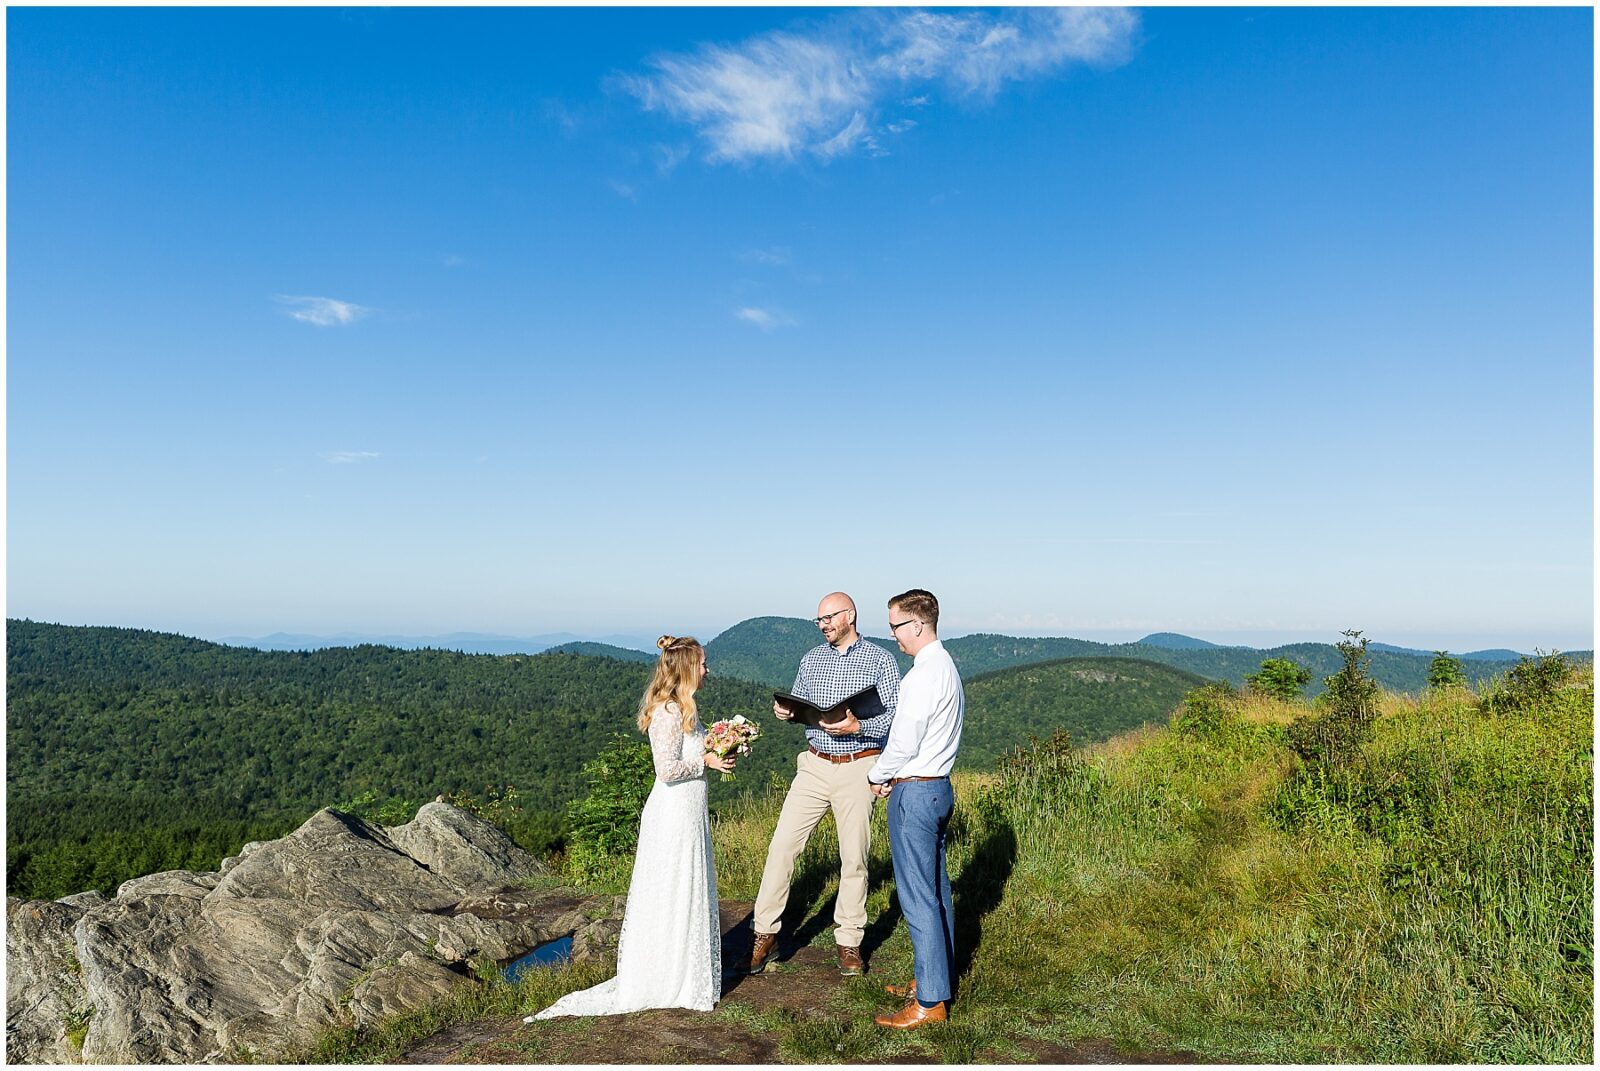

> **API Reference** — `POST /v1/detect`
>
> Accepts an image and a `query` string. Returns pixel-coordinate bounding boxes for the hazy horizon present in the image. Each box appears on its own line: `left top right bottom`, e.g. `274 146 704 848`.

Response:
8 613 1588 657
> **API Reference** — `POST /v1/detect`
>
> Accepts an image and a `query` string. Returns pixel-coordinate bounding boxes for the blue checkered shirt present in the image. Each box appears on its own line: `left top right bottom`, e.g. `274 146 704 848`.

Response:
790 638 901 756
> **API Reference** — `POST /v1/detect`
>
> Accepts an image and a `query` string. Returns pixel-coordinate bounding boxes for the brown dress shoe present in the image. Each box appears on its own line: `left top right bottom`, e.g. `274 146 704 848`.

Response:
734 931 778 974
837 945 866 976
874 999 947 1029
884 979 916 999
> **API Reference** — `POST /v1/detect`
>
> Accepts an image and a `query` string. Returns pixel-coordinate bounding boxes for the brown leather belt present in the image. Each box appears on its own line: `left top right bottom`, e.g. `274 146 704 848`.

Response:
889 774 949 785
808 746 882 764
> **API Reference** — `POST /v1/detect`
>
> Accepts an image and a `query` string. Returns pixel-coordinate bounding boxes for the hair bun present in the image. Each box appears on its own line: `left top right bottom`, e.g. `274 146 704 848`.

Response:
657 635 677 651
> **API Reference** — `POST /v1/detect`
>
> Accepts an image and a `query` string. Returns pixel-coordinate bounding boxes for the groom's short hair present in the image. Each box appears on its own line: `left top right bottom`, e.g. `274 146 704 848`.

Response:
888 589 939 630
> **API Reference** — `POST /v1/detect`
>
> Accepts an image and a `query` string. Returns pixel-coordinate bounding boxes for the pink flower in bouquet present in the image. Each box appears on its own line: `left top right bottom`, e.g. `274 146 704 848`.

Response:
705 715 761 781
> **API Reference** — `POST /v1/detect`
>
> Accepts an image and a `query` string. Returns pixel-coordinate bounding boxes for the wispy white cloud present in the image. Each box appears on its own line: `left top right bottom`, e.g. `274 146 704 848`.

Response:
739 246 793 266
885 119 917 134
654 142 691 176
276 295 372 327
735 306 796 331
322 451 381 464
623 8 1138 164
607 178 639 201
542 98 581 132
815 112 869 160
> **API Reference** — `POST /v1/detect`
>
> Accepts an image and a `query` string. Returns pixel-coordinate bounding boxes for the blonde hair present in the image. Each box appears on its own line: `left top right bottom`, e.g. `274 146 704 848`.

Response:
637 635 702 734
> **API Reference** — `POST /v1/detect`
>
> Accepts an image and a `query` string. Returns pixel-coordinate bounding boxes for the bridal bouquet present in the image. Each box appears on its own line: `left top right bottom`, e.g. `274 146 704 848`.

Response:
705 715 761 782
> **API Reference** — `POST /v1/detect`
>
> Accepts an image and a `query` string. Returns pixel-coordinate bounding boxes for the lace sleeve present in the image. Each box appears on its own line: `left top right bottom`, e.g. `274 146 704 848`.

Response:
647 703 705 783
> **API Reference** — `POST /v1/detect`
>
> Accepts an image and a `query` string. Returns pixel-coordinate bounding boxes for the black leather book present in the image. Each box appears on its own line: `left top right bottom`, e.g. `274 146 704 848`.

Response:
771 684 881 728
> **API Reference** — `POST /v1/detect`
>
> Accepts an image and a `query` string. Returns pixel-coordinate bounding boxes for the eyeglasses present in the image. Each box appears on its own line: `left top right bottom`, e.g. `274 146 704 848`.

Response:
813 609 854 626
887 619 919 633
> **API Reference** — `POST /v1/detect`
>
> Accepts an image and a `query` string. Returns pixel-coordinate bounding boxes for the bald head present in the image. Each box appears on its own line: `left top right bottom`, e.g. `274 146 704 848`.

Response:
818 592 855 616
814 591 859 650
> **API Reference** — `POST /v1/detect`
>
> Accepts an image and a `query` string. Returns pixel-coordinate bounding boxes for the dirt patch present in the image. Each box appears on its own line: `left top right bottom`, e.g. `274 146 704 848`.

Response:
1012 1036 1202 1064
400 900 1203 1064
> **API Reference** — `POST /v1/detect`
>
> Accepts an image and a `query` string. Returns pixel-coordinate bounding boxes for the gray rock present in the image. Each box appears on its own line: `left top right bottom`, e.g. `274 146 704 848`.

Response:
6 898 93 1063
6 804 621 1064
116 870 218 900
209 809 462 912
53 891 106 911
387 802 546 888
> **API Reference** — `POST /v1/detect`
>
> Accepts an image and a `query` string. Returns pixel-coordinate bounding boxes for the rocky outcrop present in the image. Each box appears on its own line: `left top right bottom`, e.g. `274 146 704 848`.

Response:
6 804 623 1064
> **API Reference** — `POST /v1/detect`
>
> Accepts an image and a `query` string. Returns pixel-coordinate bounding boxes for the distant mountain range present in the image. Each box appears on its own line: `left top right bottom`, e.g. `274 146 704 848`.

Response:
706 619 1589 696
545 641 656 663
61 614 1564 704
1138 632 1534 663
217 631 658 656
212 621 1548 662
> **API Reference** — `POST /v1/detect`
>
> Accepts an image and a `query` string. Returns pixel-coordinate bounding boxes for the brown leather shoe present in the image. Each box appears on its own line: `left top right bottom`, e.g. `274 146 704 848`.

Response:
875 999 947 1029
837 945 865 976
884 979 916 999
735 931 778 975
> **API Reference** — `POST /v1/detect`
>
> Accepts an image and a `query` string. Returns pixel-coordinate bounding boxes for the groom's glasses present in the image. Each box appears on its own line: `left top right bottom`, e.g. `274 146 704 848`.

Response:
813 610 853 626
887 619 918 633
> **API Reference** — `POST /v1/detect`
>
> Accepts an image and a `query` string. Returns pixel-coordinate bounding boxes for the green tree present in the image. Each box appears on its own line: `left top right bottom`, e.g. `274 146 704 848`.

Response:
1426 651 1467 690
1244 657 1313 701
563 734 656 881
1287 630 1380 767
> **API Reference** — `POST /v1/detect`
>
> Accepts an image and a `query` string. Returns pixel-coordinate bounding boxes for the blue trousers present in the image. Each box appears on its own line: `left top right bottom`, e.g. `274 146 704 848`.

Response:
886 778 955 1004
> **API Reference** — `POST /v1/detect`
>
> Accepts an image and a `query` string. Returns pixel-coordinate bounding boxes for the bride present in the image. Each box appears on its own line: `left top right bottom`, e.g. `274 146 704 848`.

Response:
528 634 735 1019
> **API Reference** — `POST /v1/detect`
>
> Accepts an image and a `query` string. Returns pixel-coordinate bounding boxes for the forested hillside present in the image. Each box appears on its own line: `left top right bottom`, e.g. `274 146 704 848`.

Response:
9 617 1580 904
545 641 655 663
957 657 1210 768
6 621 796 898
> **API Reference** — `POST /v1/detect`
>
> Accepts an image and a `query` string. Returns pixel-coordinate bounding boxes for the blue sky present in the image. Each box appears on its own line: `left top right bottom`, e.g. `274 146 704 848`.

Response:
7 6 1593 652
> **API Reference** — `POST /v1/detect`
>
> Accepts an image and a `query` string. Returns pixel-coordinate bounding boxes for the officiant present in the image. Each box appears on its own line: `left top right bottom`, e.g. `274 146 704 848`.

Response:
732 591 901 978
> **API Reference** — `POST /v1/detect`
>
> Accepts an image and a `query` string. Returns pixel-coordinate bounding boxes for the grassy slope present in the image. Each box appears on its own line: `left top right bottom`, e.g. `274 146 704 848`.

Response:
308 666 1593 1064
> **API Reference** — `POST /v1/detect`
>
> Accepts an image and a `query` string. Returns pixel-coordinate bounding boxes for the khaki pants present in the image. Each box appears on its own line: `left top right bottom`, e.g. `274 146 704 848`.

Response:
752 749 876 948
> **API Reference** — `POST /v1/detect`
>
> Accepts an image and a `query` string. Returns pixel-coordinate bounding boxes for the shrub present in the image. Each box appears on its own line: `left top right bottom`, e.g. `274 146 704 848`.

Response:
1170 681 1239 738
1426 651 1467 690
335 790 422 827
563 734 655 882
1245 657 1313 701
1482 651 1579 715
1286 630 1379 768
444 784 524 827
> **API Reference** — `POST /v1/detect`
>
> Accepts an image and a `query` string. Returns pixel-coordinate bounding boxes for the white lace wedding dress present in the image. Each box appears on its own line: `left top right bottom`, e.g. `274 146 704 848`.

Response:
530 701 721 1018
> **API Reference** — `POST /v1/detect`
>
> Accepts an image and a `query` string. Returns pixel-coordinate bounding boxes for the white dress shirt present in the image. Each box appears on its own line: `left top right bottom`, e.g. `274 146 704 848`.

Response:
867 639 964 784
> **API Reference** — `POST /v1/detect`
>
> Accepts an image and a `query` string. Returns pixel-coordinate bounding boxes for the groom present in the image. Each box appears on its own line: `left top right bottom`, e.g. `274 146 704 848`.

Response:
734 591 901 977
868 588 964 1029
